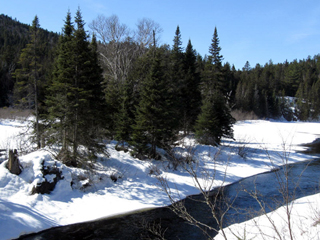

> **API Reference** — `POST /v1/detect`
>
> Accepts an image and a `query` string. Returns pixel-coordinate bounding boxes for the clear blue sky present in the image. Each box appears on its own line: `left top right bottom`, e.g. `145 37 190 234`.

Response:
2 0 320 69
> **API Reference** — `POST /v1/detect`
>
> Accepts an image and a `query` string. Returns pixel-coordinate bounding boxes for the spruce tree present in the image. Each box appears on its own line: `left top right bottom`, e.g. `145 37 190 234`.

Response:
46 10 75 164
195 90 234 145
14 15 42 149
202 27 225 95
182 39 201 133
115 77 136 147
171 26 185 131
132 50 175 159
46 9 106 166
195 27 235 145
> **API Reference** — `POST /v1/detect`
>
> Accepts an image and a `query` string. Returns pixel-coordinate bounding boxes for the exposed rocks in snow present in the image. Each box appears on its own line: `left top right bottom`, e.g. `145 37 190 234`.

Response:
31 160 63 195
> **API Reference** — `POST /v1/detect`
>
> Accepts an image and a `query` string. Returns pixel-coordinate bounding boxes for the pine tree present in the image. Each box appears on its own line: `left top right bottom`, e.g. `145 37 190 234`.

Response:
81 33 107 158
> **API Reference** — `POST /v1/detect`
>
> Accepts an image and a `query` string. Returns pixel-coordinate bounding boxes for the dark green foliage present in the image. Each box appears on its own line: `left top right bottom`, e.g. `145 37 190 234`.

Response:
115 77 136 146
170 26 185 132
181 39 201 133
45 9 106 166
170 27 202 134
202 27 225 94
195 27 235 145
0 14 58 108
14 16 43 148
0 15 29 107
310 79 320 119
132 49 176 159
195 90 235 145
104 76 123 138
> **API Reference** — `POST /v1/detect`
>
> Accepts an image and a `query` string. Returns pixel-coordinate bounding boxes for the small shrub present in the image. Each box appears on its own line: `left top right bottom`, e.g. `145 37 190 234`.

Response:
238 145 249 159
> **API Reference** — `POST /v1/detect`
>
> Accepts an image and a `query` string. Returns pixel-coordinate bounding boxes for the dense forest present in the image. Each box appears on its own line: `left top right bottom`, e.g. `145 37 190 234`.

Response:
1 11 320 166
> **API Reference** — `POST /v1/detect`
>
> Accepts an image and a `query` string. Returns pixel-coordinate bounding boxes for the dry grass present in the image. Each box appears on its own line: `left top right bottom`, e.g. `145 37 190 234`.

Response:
0 107 32 121
231 110 260 121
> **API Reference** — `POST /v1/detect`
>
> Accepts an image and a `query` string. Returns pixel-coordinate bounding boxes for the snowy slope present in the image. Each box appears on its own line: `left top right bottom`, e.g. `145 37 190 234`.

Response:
0 119 320 240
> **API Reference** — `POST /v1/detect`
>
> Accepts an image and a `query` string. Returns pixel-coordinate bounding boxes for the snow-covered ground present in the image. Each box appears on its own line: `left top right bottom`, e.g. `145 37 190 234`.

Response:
1 118 320 240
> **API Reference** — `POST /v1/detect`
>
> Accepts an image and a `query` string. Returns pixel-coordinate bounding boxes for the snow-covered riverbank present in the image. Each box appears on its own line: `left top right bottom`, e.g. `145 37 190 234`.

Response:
1 119 320 240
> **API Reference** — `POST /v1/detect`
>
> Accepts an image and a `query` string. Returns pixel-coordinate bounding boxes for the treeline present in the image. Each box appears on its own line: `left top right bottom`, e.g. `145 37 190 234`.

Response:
1 11 320 166
233 56 320 121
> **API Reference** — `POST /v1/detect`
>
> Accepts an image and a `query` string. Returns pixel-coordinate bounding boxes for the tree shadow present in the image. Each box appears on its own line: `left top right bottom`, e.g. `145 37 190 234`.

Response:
0 199 58 240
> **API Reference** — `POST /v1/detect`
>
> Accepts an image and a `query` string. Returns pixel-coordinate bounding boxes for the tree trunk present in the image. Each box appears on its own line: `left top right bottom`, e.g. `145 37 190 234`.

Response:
7 149 21 175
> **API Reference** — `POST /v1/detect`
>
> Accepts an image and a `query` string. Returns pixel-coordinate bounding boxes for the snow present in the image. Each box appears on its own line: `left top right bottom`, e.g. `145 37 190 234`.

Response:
1 118 320 239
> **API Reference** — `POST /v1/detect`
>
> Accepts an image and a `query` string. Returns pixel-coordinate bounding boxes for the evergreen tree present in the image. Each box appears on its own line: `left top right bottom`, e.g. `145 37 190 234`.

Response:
115 77 136 147
14 15 42 148
170 26 185 131
104 76 123 138
284 60 301 97
46 10 75 164
195 90 234 145
0 14 32 107
182 39 201 133
46 9 106 166
132 50 175 159
195 27 235 145
310 79 320 119
295 81 310 121
202 27 225 94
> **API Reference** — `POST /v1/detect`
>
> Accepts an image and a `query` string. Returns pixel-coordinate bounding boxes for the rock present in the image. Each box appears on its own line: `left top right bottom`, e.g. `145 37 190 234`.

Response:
31 161 64 195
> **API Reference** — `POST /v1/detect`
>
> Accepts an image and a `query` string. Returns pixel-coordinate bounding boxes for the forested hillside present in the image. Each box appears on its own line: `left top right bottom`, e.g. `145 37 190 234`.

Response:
1 10 320 166
0 14 58 107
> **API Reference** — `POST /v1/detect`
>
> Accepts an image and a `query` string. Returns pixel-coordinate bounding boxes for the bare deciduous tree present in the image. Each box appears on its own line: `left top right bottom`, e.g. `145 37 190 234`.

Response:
135 18 163 49
89 14 136 85
89 15 162 86
89 14 130 44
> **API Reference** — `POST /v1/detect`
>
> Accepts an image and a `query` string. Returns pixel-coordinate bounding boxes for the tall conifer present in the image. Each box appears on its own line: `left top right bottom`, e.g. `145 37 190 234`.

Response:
182 39 201 133
171 26 185 131
195 27 234 145
46 9 105 166
14 15 42 148
132 50 175 159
